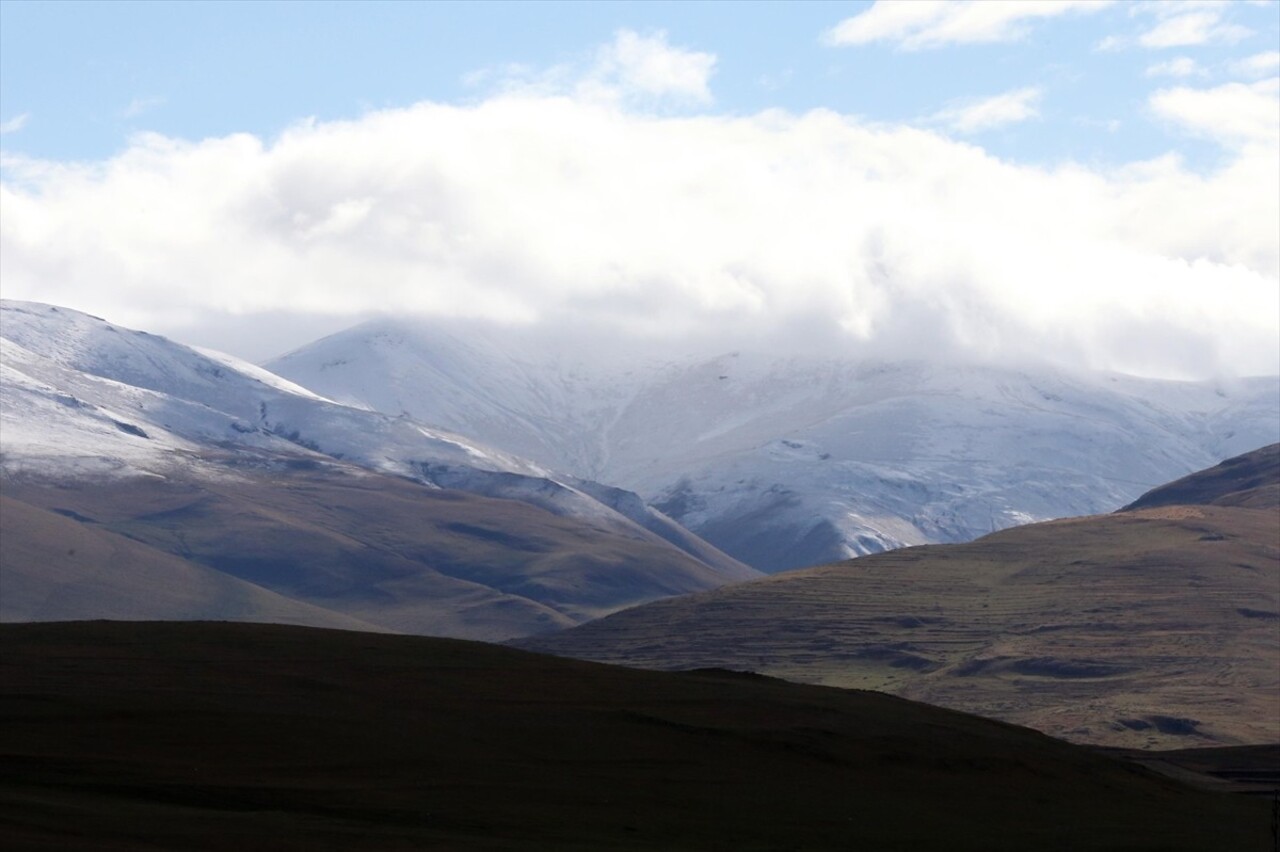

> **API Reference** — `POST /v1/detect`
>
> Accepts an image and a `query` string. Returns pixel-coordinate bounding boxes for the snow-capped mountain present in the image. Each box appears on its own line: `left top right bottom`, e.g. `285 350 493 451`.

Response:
269 317 1280 572
0 300 739 556
0 301 757 638
2 302 550 484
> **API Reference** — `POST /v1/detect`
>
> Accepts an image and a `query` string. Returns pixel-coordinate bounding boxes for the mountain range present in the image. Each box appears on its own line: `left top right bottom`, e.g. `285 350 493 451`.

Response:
268 317 1280 571
2 300 1277 747
0 301 755 640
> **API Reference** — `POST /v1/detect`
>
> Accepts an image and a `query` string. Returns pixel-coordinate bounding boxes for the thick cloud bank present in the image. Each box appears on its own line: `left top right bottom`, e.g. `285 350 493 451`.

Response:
2 90 1277 377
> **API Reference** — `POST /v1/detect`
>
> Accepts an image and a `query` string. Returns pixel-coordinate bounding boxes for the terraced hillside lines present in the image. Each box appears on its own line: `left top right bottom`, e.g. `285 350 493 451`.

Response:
0 621 1270 851
520 506 1280 748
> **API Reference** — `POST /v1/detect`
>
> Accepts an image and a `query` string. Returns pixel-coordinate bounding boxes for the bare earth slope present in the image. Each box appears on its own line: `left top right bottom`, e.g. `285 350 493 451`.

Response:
521 451 1280 748
0 621 1269 851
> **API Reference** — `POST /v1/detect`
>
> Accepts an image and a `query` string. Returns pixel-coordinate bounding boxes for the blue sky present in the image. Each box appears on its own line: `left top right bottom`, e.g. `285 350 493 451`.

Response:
4 1 1275 167
1 1 1277 376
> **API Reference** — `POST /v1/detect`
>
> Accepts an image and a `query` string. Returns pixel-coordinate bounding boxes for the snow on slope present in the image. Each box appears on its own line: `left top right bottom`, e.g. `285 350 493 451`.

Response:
0 301 756 582
269 318 650 479
0 302 543 484
269 318 1280 572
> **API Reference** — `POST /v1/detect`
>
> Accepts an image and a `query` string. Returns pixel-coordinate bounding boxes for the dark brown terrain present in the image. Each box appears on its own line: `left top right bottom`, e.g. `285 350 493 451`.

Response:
0 621 1271 851
1124 443 1280 511
520 445 1280 748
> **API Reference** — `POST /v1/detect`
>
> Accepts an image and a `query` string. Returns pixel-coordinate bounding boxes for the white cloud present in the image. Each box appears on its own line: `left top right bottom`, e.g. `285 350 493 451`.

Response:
1 91 1275 379
930 87 1043 133
1144 56 1205 78
0 113 30 135
1150 77 1280 150
824 0 1112 50
1138 10 1251 49
1231 50 1280 78
468 30 715 106
592 29 715 103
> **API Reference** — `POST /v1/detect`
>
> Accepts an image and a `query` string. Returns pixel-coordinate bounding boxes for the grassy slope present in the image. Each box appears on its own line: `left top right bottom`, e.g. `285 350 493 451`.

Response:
520 505 1280 748
1123 443 1279 511
0 621 1269 851
0 496 383 632
2 457 741 641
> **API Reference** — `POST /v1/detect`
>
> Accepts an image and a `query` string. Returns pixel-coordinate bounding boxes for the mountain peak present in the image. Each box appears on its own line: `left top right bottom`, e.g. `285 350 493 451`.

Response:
269 317 1280 571
1 301 758 640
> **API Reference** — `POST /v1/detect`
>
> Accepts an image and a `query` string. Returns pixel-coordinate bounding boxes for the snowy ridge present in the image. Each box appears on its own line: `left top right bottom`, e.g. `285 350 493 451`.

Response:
193 346 338 404
0 302 543 482
0 301 756 582
269 318 658 480
270 317 1280 572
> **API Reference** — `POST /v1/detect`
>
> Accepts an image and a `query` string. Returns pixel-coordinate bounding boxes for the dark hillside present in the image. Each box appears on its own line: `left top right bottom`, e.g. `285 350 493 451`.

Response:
0 621 1269 851
1123 443 1280 510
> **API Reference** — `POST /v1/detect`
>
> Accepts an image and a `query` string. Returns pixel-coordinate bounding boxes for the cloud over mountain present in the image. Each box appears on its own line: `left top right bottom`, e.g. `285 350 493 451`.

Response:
1 84 1276 376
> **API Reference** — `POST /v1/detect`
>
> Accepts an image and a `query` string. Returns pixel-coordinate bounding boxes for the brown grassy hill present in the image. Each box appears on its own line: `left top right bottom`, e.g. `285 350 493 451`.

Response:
1 453 751 641
520 501 1280 749
1123 443 1279 510
0 496 383 632
0 621 1270 851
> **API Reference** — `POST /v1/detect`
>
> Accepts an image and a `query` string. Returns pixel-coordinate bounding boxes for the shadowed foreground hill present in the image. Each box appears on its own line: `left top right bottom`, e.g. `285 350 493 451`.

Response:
0 621 1269 851
520 447 1280 749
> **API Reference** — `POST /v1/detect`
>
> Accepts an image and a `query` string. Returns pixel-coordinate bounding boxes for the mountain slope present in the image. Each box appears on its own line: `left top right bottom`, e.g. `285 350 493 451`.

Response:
1123 443 1280 511
519 448 1280 747
2 457 760 639
269 317 1280 571
0 301 756 638
1 621 1269 851
0 496 384 632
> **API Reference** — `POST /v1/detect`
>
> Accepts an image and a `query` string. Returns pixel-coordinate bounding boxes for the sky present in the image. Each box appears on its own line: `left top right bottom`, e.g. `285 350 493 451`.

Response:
1 0 1278 378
